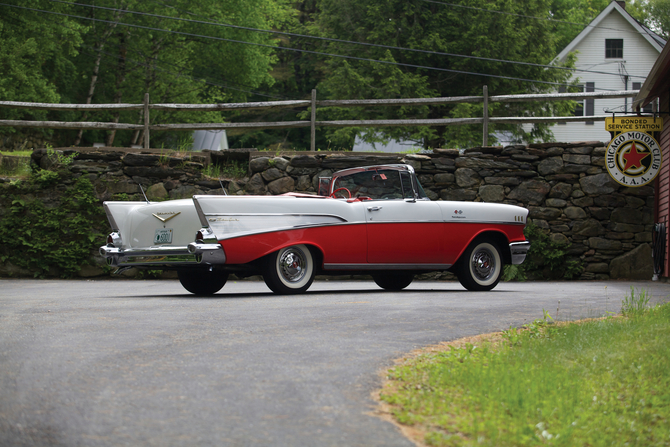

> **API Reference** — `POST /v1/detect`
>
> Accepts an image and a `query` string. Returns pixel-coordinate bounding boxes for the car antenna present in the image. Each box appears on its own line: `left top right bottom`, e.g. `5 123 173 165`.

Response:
138 182 150 203
219 179 228 195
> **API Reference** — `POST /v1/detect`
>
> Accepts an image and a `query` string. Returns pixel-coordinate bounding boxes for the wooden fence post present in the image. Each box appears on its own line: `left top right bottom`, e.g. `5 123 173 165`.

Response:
311 89 316 152
483 85 489 147
143 92 150 149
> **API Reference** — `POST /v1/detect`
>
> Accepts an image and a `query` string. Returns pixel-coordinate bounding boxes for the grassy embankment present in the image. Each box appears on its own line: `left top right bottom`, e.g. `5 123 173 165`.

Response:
379 288 669 446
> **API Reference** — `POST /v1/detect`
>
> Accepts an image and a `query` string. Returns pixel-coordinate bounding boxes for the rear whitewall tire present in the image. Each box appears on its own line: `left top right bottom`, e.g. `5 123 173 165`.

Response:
177 269 229 295
372 272 414 291
263 244 316 294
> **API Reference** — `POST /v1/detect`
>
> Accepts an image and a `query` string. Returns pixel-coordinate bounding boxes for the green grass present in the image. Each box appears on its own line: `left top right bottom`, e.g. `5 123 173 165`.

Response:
380 288 670 446
0 150 32 157
203 160 248 179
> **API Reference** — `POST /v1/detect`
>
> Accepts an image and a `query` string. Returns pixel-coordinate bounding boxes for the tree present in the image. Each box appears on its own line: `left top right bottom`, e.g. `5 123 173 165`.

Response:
63 0 290 147
628 0 670 39
295 0 576 149
1 0 292 148
0 0 86 133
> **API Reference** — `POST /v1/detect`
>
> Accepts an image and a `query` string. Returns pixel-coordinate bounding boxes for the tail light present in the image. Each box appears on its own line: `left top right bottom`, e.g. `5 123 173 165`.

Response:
107 232 122 247
194 227 216 243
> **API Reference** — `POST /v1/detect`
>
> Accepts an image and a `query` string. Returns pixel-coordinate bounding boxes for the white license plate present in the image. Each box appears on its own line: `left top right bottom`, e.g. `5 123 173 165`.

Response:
154 228 173 244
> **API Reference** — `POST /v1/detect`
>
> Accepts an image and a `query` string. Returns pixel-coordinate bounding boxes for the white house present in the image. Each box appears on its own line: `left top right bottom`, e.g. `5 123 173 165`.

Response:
549 0 665 142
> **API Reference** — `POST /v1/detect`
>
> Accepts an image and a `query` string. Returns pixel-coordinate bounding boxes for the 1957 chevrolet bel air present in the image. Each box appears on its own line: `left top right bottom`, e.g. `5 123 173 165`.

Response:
100 164 530 294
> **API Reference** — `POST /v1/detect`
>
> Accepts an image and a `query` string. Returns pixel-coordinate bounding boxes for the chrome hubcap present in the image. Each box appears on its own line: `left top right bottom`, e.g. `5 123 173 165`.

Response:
279 248 307 283
472 248 495 281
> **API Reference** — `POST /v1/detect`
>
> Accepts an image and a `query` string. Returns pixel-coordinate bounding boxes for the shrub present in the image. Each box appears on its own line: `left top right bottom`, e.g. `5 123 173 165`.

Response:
0 173 106 277
504 221 583 281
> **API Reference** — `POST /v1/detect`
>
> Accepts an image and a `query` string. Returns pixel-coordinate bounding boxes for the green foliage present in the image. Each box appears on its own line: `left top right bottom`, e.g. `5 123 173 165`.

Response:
0 0 292 147
0 173 106 277
627 0 670 39
504 221 582 281
502 310 555 346
294 0 578 149
0 0 86 129
549 0 611 49
203 160 248 179
230 0 604 150
381 301 670 446
46 145 77 168
31 169 60 187
0 155 31 178
0 150 33 157
63 0 289 148
621 286 652 317
112 193 132 201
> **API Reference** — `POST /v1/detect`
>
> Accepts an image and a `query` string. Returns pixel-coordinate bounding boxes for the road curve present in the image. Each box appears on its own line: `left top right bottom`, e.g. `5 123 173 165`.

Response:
1 279 669 446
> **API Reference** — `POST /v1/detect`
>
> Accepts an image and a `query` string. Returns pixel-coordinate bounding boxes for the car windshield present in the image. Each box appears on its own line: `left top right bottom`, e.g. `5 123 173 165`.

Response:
332 168 427 200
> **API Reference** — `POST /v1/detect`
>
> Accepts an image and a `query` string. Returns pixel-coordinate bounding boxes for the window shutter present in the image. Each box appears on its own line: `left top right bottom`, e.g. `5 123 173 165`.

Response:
585 82 595 125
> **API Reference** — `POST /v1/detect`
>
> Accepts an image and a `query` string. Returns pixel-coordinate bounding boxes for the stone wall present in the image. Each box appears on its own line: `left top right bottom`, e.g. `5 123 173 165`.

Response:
19 143 656 280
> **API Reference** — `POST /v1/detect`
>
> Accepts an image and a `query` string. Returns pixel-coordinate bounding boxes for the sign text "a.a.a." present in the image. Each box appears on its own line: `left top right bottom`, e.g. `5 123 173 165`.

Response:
605 116 663 132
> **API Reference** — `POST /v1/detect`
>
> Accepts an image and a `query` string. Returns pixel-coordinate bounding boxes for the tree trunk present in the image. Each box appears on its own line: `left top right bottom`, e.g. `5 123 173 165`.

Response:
74 6 124 146
106 30 129 147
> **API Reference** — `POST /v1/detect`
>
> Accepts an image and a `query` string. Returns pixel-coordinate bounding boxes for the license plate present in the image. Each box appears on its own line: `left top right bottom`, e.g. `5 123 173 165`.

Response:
154 228 173 244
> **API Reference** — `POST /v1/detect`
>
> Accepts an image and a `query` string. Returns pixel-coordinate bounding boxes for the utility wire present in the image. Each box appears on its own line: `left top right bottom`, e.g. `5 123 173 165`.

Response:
47 0 647 79
422 0 662 38
0 2 578 88
0 2 643 88
78 43 296 100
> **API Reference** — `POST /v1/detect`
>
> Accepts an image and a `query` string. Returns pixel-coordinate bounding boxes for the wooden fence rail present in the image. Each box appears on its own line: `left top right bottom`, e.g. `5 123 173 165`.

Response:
0 87 640 150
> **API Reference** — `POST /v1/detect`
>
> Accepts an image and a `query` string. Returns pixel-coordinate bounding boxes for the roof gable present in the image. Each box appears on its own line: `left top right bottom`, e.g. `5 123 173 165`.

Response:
555 1 665 62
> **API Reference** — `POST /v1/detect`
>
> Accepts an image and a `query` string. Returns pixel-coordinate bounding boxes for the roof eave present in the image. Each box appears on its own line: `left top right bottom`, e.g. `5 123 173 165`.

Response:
555 2 664 64
634 42 670 110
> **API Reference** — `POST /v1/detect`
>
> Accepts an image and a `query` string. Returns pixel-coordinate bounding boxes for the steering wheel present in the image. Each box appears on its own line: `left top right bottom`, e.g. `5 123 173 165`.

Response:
330 187 351 199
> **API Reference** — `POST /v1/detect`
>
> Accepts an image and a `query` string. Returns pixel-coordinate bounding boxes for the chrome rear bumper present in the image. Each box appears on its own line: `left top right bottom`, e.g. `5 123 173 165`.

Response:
509 241 531 265
187 242 227 264
100 245 200 267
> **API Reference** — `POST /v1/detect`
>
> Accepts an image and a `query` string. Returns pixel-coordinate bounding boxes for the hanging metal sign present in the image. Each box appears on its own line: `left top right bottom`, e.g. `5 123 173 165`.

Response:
605 131 662 187
605 116 663 133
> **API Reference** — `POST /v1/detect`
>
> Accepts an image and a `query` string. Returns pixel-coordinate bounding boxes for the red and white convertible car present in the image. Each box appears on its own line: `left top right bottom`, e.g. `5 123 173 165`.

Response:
100 164 529 294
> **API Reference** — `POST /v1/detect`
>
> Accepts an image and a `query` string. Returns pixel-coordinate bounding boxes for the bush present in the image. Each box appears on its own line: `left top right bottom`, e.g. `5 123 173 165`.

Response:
504 221 582 281
0 171 106 277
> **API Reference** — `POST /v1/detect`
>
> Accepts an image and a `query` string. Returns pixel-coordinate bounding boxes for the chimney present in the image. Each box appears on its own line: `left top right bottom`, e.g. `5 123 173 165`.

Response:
616 1 626 9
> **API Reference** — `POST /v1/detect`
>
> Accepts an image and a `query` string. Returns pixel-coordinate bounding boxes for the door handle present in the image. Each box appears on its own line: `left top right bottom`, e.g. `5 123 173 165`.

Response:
367 206 383 211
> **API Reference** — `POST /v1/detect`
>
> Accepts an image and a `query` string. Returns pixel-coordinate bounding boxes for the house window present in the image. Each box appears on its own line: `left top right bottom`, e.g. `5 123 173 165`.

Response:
606 39 623 58
633 82 654 113
557 85 586 124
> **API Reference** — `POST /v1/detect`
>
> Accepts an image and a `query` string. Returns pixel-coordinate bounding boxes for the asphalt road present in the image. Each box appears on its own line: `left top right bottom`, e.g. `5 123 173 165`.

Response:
1 279 670 447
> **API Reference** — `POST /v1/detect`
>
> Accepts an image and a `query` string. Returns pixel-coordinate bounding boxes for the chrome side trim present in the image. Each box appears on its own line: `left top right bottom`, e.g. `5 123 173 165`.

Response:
323 263 452 271
204 214 524 226
187 242 227 265
204 212 348 220
509 241 531 265
213 221 362 241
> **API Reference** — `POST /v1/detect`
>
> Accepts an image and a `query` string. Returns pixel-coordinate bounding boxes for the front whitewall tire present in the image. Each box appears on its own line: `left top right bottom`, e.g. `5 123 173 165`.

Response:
457 240 503 291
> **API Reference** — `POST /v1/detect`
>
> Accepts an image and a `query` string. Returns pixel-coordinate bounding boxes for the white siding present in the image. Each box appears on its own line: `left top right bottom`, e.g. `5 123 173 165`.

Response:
547 8 662 143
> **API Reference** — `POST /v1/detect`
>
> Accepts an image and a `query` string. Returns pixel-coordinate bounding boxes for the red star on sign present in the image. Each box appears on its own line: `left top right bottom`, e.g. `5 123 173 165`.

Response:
622 141 650 172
